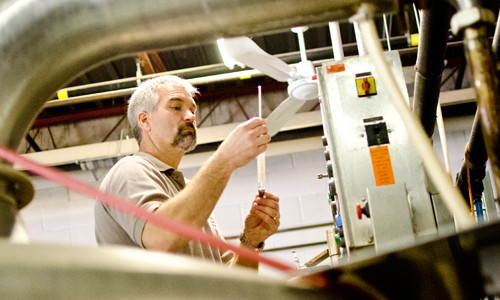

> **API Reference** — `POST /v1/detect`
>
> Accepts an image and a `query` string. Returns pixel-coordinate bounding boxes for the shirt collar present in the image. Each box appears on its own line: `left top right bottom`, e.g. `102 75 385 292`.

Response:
134 152 174 172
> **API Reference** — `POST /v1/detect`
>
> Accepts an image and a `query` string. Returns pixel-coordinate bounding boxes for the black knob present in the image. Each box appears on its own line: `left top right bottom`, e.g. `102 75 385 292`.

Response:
326 161 334 178
322 136 328 146
324 150 330 161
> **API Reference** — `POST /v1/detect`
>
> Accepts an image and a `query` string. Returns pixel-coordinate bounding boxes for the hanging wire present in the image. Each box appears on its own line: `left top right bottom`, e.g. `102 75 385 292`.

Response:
383 14 392 51
465 145 475 214
413 3 421 31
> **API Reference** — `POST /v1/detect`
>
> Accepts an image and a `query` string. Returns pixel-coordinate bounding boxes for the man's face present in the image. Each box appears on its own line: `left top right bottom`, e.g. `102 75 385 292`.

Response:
148 86 197 152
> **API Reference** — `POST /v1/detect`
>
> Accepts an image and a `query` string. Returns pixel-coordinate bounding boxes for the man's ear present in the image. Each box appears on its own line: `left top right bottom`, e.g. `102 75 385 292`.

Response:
137 111 151 132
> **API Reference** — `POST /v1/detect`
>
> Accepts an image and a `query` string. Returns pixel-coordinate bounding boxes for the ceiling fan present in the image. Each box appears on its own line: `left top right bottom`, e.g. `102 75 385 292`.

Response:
220 27 319 137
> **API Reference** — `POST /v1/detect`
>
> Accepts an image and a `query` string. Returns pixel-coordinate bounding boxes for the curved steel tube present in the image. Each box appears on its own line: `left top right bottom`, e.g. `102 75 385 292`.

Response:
494 8 500 60
456 111 487 207
0 0 397 150
455 7 500 207
412 0 453 137
462 23 500 197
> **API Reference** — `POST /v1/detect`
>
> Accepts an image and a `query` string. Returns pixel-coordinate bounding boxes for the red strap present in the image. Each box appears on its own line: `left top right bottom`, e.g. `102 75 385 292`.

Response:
0 145 295 273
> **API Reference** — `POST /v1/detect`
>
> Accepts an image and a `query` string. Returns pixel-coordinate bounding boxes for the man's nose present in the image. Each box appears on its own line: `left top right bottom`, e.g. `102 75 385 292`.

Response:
185 110 196 122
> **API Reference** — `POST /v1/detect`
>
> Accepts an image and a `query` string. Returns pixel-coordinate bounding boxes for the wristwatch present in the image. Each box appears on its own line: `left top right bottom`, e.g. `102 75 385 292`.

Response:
239 231 265 252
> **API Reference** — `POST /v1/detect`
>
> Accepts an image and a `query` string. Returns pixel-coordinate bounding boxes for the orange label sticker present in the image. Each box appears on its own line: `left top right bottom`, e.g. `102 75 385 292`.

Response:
326 64 345 74
369 145 395 186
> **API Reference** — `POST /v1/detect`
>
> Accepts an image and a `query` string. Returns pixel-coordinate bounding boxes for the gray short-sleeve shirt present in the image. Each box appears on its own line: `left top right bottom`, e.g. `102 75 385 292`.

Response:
94 152 228 263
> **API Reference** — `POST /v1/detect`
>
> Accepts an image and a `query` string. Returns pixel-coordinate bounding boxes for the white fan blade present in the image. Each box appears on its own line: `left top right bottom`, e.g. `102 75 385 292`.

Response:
266 96 306 137
222 36 292 82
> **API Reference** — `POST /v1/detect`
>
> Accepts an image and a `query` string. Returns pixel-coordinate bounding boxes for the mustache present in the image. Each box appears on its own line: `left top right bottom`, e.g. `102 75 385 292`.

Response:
178 122 196 132
173 122 197 152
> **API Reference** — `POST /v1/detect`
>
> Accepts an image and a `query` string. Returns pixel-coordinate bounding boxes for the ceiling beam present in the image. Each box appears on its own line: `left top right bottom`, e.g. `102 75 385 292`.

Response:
22 87 478 167
32 106 127 129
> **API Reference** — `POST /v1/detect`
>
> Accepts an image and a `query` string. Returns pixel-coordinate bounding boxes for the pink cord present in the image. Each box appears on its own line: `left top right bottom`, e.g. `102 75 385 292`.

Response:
0 145 295 272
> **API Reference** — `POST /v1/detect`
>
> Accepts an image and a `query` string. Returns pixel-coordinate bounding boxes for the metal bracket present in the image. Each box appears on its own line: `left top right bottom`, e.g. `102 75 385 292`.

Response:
366 183 415 253
0 163 34 210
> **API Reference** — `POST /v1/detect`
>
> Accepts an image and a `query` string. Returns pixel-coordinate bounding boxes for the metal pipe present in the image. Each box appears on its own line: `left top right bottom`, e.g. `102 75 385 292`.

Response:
462 22 500 199
383 14 392 51
52 35 411 104
455 7 500 206
46 88 138 108
456 111 487 208
436 102 452 177
328 22 344 60
56 39 379 98
0 0 398 236
0 0 398 150
412 3 421 30
45 36 414 109
455 0 480 10
493 8 500 60
291 27 309 62
352 21 368 56
46 69 266 108
412 0 453 137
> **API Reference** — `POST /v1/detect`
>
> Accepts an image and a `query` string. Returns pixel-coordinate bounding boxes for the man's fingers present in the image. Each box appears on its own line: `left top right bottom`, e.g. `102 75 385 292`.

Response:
257 133 270 146
243 117 266 129
257 192 279 202
252 198 280 220
255 210 280 228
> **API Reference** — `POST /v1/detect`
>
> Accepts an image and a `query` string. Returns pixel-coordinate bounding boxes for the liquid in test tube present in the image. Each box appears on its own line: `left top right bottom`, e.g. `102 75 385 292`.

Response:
257 153 265 196
257 85 266 197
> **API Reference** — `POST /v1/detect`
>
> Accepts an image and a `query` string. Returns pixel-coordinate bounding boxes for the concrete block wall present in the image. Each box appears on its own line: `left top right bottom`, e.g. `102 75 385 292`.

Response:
182 148 335 269
16 147 336 273
16 114 493 275
18 168 108 246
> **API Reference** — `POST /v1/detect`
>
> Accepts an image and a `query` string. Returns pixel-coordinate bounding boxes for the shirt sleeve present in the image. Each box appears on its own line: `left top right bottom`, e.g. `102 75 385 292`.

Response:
100 157 176 247
207 216 236 264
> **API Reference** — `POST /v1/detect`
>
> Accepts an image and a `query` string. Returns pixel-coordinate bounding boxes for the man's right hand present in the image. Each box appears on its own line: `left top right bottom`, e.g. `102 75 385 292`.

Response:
216 117 270 170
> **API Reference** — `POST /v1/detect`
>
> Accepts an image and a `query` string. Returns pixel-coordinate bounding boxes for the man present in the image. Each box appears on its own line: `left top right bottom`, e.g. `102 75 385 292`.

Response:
95 75 280 269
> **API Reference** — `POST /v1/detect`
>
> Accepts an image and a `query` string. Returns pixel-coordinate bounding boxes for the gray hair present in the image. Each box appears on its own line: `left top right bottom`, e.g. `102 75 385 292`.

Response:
127 75 198 144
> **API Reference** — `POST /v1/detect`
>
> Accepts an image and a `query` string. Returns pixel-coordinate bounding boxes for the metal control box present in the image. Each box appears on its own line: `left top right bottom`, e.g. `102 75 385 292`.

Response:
317 51 439 257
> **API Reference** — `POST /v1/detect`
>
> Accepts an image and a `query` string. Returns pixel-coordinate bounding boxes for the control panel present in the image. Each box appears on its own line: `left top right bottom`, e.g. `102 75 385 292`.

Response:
317 51 438 258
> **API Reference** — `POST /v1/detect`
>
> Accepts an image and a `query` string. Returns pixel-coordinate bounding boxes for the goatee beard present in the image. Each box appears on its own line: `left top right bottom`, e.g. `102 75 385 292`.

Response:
172 123 197 152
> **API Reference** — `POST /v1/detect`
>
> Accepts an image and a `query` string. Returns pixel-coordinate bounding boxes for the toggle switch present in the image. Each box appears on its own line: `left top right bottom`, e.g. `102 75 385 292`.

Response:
355 73 377 97
356 202 370 219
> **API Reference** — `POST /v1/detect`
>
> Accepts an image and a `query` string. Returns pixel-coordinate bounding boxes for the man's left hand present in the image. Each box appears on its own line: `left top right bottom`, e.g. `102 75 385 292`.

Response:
242 191 280 248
